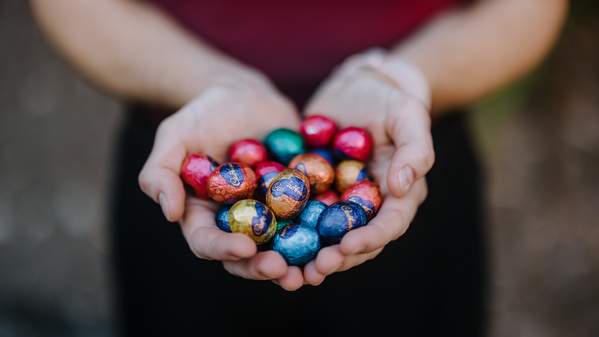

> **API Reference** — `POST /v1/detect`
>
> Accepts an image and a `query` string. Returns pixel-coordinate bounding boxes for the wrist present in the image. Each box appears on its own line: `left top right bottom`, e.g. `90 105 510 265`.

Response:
337 49 432 113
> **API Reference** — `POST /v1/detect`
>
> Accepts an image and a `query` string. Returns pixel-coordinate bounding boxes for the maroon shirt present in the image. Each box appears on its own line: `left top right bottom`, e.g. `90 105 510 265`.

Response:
149 0 462 102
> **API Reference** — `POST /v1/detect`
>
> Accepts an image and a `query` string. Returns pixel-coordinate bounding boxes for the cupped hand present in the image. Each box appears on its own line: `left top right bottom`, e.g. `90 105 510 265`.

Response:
302 50 435 285
138 77 304 290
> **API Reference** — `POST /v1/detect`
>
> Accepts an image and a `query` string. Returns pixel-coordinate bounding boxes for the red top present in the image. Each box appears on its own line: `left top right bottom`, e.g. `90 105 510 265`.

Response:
149 0 463 103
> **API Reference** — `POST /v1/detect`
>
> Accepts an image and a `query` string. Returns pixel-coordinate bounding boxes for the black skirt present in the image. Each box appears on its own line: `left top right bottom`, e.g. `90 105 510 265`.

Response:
110 108 488 337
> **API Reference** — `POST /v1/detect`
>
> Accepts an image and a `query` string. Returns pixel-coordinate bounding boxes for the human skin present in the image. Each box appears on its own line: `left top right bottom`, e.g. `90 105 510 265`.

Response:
32 0 568 290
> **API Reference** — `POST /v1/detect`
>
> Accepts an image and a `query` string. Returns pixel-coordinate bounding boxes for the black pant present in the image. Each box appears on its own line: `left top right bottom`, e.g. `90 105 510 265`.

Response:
110 110 488 337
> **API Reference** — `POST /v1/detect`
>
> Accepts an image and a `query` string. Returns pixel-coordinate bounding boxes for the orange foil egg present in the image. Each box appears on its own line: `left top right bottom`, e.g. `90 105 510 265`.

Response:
335 160 368 193
288 153 334 194
341 180 382 219
207 163 257 204
266 169 310 219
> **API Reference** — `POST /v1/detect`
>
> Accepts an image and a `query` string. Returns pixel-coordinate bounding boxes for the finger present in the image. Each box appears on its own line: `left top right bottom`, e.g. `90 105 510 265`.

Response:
275 266 304 291
223 251 288 280
303 260 326 286
336 248 383 273
138 117 188 222
340 179 427 255
386 99 434 198
314 246 344 276
181 198 256 261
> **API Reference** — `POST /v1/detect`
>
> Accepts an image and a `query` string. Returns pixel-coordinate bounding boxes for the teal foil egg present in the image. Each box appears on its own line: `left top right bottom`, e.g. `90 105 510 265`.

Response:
317 201 368 244
273 224 320 266
298 200 326 228
264 128 305 165
215 205 231 232
276 219 292 233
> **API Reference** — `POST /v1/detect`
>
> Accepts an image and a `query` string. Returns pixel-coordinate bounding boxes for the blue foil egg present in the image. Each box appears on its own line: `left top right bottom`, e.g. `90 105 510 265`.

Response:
298 200 326 228
215 205 231 232
309 148 335 165
317 201 368 243
273 224 320 266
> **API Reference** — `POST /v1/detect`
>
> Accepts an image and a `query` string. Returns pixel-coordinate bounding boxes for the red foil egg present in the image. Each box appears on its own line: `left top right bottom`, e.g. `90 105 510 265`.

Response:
341 180 382 219
207 163 257 204
288 153 335 194
314 190 339 206
299 115 337 147
228 139 268 167
335 160 369 193
333 127 373 161
254 161 286 198
180 153 219 198
266 169 311 219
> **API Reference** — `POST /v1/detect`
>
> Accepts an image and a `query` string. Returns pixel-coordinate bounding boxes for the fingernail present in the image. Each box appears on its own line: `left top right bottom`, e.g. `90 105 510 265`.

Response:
158 193 170 220
398 166 414 193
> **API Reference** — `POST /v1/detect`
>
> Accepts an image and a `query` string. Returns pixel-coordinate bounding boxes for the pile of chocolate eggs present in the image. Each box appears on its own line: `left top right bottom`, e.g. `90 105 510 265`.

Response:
180 115 382 266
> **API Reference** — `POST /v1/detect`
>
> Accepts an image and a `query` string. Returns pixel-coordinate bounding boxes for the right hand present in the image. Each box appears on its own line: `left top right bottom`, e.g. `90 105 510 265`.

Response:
138 75 305 290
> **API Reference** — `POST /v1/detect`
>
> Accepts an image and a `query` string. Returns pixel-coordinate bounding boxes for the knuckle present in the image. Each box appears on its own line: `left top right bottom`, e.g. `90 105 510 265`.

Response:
137 169 152 195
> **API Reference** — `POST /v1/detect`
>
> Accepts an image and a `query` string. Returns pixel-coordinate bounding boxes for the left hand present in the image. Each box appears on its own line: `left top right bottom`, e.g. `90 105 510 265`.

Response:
302 49 435 285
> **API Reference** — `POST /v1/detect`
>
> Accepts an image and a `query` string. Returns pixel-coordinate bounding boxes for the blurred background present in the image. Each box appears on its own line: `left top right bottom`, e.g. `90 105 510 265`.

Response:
1 1 598 336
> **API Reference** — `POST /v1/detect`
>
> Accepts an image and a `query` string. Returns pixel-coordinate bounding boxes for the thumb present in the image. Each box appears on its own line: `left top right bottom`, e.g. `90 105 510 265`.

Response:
386 99 435 198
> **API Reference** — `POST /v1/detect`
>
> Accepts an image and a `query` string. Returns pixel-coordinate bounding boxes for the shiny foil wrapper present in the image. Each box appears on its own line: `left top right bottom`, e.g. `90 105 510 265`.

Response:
266 169 310 219
335 160 368 193
333 127 373 161
299 115 337 147
273 224 320 266
317 201 368 244
180 153 219 199
289 153 334 194
341 180 382 219
215 205 232 232
228 199 277 245
314 190 339 206
298 200 327 229
207 163 257 204
228 139 268 167
263 128 305 165
254 161 286 199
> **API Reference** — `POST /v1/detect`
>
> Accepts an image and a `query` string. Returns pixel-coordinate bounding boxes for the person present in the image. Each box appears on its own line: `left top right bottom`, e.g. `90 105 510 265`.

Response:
31 0 567 336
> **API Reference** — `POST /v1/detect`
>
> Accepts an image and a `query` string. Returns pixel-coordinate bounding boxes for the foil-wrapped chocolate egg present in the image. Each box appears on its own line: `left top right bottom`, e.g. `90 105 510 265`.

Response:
300 115 337 147
276 218 292 233
335 160 368 193
228 199 277 245
298 200 327 228
254 161 286 199
264 128 305 164
309 148 335 165
289 153 334 194
314 190 339 206
333 127 373 161
341 180 382 219
266 169 310 219
180 153 219 198
228 139 268 167
207 163 256 204
273 224 320 266
215 205 231 232
317 201 368 243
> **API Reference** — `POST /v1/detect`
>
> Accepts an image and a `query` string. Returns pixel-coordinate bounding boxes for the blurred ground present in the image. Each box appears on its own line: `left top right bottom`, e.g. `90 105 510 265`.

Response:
1 1 598 337
0 1 119 336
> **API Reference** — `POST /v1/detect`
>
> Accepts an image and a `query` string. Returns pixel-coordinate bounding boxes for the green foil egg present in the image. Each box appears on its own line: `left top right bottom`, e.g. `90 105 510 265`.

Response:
264 128 305 165
276 219 293 233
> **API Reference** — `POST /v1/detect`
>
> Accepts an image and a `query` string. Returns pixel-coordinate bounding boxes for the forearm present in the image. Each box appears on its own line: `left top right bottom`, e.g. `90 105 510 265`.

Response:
394 0 568 114
31 0 263 108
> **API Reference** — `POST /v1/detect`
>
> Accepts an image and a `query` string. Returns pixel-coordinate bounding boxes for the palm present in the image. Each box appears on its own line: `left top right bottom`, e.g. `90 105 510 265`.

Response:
301 62 433 285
